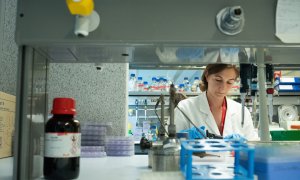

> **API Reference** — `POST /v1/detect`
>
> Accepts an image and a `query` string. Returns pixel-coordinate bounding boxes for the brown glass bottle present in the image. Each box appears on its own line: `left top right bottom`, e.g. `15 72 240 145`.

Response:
44 98 80 179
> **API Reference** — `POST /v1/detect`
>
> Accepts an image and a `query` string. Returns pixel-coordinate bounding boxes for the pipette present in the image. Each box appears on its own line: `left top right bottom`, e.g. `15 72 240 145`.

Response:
239 50 251 127
250 64 258 127
144 99 147 121
266 64 274 124
135 99 139 126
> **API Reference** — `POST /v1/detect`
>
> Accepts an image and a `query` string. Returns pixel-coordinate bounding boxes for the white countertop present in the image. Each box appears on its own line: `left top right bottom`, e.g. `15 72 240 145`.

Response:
0 156 184 180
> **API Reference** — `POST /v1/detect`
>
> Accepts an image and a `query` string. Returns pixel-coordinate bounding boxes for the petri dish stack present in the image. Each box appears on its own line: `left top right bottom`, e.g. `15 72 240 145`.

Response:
81 146 106 158
105 136 134 156
80 122 112 158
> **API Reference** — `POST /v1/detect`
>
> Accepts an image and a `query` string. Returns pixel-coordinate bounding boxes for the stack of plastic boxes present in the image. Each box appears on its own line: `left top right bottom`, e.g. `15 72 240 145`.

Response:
81 122 112 157
241 142 300 180
105 136 134 156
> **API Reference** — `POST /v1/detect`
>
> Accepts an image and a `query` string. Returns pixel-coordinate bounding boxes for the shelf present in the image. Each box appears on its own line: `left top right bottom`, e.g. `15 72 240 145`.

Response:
129 91 241 96
129 91 200 96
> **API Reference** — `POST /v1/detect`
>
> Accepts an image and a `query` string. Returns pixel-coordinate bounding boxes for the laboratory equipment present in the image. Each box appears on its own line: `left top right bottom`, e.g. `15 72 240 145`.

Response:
66 0 100 37
105 136 134 156
168 84 177 138
151 140 180 172
66 0 94 16
275 77 300 92
278 105 298 122
239 50 251 127
216 6 245 35
180 139 255 180
250 64 258 127
157 94 167 139
148 84 182 172
266 64 274 124
278 105 300 130
81 146 106 158
11 1 300 179
128 94 170 142
81 120 112 160
241 142 300 180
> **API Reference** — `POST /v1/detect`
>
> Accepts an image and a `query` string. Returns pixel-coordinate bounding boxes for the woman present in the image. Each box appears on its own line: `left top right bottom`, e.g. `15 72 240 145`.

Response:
174 64 259 141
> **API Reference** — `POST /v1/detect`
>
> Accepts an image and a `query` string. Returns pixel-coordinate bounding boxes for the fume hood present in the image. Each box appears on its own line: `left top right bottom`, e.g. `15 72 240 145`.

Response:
7 0 300 179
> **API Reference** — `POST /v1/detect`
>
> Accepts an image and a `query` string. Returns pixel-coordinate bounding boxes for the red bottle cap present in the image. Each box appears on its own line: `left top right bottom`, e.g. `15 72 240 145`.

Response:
266 88 274 94
51 98 76 115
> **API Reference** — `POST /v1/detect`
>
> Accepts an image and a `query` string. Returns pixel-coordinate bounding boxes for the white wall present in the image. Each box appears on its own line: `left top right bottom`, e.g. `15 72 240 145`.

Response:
48 63 128 136
0 0 18 95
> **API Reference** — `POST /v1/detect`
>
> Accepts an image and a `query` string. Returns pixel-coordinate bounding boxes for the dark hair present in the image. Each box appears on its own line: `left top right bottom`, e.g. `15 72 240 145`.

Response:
200 64 239 91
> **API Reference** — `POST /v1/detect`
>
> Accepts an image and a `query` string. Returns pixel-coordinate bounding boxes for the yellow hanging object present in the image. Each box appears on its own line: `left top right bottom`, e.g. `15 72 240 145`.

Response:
66 0 94 16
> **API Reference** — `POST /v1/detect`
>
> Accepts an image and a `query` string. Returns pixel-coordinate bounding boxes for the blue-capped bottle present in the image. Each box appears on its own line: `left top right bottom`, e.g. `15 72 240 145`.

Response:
137 77 144 91
143 81 149 91
178 84 185 92
128 73 136 91
150 77 158 91
191 77 200 92
183 77 190 92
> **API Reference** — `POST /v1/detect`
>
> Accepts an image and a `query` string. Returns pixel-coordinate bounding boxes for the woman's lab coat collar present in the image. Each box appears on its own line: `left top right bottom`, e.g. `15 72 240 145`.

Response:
197 92 237 136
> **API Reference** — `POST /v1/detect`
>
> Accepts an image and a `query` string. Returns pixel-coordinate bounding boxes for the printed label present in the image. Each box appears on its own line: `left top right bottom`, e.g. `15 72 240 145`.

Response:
279 85 293 90
281 78 295 83
44 132 81 158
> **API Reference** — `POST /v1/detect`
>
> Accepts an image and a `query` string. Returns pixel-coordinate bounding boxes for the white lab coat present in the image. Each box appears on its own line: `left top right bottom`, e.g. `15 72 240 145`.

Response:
174 92 259 141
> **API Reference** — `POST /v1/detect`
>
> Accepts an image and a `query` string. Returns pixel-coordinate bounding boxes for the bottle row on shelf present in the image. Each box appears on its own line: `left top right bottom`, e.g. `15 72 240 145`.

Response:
128 74 202 93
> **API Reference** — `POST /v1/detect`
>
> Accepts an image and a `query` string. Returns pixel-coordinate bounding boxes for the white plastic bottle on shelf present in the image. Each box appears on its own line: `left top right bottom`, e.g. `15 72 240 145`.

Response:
158 77 165 91
150 77 158 91
183 77 190 92
162 78 167 91
128 74 136 91
187 82 192 92
178 84 185 92
143 81 149 91
165 78 171 92
191 77 200 92
137 77 144 91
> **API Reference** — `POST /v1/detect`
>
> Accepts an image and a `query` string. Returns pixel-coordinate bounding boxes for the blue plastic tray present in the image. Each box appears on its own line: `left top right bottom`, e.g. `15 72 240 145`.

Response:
180 139 255 180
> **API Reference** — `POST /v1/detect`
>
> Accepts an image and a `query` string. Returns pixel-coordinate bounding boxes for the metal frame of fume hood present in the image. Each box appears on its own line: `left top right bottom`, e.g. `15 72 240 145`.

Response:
13 0 300 180
15 0 300 47
14 46 49 180
0 0 5 56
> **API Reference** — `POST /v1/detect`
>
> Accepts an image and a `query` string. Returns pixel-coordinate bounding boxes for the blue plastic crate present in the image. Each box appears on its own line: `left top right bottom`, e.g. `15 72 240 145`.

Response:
180 139 255 180
241 143 300 180
277 77 300 85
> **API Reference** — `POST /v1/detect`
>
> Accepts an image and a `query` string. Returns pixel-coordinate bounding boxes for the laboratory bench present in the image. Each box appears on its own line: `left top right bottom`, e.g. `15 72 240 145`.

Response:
0 155 184 180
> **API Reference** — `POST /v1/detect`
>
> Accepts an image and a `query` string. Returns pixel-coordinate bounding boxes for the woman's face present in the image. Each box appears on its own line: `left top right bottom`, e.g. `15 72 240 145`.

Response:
206 68 237 98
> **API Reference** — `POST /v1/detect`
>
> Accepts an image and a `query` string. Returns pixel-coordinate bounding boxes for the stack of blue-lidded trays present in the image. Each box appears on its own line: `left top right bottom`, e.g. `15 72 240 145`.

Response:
80 122 112 157
105 136 134 156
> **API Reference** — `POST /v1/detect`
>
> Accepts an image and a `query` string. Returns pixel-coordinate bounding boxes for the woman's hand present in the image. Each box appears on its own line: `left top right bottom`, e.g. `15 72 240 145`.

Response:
180 126 206 139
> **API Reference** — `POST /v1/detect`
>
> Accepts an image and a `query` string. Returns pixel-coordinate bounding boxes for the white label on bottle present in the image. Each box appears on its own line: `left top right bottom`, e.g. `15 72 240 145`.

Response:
279 85 293 90
281 78 295 83
44 132 81 158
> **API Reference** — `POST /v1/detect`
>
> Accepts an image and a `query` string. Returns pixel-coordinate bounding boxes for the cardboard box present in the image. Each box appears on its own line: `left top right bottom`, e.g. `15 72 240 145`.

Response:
0 91 15 158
